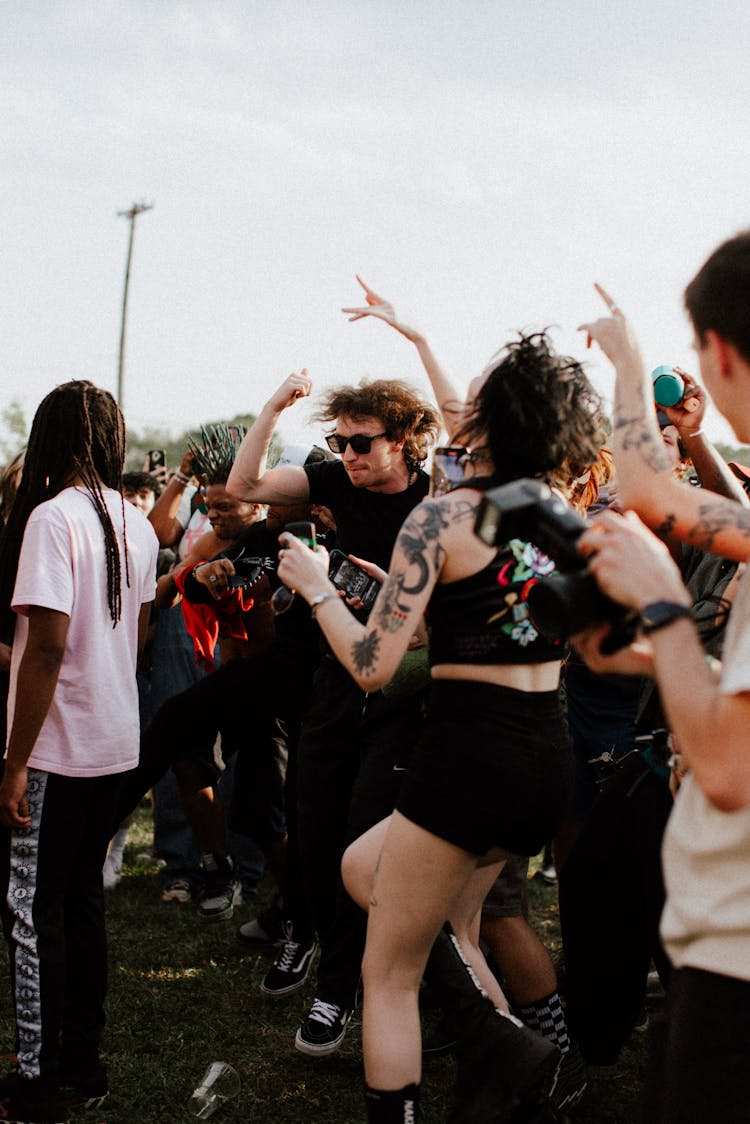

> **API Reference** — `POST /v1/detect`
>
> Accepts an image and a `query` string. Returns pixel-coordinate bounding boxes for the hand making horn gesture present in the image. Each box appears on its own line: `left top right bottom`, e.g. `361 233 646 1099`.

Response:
342 276 424 344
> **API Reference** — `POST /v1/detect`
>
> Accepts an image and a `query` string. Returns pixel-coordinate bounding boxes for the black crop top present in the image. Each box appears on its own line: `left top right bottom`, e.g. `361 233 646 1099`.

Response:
428 538 564 666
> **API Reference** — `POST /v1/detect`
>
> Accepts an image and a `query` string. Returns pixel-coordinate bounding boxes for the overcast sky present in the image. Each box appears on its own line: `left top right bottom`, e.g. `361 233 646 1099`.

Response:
3 0 750 453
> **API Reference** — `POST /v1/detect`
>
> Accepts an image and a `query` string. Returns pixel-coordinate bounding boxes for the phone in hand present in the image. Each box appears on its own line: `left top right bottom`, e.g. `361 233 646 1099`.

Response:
147 449 167 472
328 550 380 611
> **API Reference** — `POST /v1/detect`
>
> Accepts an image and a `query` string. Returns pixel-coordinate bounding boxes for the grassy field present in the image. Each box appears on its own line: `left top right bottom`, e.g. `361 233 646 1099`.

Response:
0 808 650 1123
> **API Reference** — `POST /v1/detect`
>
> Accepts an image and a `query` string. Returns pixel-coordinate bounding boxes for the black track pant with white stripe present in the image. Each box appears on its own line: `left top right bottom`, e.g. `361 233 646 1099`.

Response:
0 766 122 1090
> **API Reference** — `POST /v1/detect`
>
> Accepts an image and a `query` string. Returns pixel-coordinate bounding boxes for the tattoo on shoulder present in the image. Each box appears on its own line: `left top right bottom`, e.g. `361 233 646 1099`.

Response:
352 630 380 675
688 501 750 550
614 409 671 473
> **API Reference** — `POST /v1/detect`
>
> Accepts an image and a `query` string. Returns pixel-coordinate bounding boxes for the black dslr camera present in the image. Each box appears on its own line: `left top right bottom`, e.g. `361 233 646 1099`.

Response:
227 550 276 589
474 479 637 653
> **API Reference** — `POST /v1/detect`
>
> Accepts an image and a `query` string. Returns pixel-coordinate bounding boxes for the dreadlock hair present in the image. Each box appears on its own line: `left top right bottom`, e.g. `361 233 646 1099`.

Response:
313 380 440 472
453 332 606 491
188 424 246 485
0 380 128 639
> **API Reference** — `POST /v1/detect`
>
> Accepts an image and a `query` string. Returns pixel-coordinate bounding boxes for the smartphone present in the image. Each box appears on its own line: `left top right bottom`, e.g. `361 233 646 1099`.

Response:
430 446 467 497
328 549 380 610
147 449 167 472
272 522 317 615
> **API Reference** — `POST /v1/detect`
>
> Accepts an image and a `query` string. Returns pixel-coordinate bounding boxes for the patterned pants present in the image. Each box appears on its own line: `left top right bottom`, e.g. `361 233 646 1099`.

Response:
0 767 122 1089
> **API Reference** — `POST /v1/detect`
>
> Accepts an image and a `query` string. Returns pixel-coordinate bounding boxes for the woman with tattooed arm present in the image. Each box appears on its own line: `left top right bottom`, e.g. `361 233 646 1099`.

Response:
276 322 604 1123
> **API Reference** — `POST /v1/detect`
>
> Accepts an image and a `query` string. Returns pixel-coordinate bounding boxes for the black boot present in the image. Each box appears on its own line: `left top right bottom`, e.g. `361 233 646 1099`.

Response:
424 924 560 1123
365 1083 420 1123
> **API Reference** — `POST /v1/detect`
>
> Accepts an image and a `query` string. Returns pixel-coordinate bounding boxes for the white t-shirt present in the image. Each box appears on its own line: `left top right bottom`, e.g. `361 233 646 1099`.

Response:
661 563 750 980
7 486 158 778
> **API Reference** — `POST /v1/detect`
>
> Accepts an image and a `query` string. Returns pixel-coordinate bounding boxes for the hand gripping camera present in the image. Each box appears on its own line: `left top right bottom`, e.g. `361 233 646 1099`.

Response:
474 479 638 653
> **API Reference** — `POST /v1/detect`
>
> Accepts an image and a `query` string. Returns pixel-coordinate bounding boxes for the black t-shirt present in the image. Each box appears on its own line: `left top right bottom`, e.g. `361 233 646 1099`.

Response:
304 459 430 571
181 519 325 654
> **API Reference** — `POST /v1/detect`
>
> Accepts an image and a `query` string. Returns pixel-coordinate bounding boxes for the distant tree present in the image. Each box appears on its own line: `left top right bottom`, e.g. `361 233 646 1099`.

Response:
123 413 284 475
0 400 28 465
715 442 750 467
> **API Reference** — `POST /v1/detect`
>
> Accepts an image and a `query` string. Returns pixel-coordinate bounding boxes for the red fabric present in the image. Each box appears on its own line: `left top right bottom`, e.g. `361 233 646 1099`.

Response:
174 563 254 674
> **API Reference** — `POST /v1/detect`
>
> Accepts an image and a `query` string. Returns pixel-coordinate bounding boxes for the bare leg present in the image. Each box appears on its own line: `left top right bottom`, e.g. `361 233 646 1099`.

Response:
449 864 510 1012
359 811 481 1090
174 759 227 857
341 816 391 910
481 914 557 1006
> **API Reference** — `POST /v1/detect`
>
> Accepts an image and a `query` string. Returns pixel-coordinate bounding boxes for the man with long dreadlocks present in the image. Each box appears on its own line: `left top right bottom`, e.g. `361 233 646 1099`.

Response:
0 380 158 1123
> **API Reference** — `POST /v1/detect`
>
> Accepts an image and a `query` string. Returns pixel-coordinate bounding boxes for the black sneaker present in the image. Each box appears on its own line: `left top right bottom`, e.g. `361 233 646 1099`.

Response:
236 898 286 946
197 854 241 923
260 927 318 997
59 1061 108 1113
295 998 351 1056
0 1074 70 1123
548 1044 588 1112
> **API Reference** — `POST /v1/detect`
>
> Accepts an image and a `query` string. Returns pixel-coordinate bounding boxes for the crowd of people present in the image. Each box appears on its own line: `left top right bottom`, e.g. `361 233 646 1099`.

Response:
0 231 749 1124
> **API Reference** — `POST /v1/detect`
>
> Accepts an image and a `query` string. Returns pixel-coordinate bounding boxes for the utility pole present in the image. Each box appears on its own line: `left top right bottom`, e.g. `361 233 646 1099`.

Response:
116 200 154 409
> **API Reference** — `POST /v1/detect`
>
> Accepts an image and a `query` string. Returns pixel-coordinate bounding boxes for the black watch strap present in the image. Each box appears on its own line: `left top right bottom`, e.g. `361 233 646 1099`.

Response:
640 600 693 635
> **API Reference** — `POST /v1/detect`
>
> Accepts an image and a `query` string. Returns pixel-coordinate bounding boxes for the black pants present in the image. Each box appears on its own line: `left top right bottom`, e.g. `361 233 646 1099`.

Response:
558 753 673 1065
114 648 317 940
0 767 123 1089
642 966 750 1123
297 658 425 1009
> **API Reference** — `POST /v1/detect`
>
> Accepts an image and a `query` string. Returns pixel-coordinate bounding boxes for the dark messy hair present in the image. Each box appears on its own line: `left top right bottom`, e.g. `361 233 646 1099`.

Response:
685 230 750 363
0 380 128 639
122 471 161 497
188 424 246 485
314 379 440 471
454 331 606 489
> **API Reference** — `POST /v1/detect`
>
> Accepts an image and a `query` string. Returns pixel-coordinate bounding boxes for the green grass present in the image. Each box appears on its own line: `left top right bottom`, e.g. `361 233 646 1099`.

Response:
0 809 649 1122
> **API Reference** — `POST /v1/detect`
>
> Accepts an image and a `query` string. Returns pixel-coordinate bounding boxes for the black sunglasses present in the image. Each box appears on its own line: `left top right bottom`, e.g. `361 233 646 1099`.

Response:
324 431 387 455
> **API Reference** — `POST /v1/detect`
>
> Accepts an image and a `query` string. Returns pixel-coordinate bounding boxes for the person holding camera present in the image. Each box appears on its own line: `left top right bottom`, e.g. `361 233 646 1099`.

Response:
274 332 604 1123
574 239 750 1123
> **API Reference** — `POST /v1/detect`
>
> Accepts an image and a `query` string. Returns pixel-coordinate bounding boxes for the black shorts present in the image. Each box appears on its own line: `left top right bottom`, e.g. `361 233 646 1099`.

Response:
396 679 572 857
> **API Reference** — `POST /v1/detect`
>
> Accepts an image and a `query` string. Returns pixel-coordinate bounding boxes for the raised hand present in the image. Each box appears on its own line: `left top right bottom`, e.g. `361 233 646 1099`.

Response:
578 283 643 368
341 276 424 343
661 368 704 436
268 369 313 413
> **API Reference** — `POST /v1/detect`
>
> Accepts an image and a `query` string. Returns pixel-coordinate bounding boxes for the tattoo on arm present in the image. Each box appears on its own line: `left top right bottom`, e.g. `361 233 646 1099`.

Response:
351 630 381 676
614 409 671 473
375 500 450 631
688 501 750 550
655 513 676 539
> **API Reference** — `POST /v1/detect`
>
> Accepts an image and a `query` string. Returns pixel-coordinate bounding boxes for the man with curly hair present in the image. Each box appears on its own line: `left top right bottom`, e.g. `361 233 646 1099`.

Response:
228 370 440 1056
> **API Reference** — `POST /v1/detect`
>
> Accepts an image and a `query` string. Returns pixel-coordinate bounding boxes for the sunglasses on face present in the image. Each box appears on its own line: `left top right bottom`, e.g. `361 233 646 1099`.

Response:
324 431 387 455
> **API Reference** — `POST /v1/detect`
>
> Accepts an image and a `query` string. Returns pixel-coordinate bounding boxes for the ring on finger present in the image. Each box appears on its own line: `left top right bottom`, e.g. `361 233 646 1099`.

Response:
209 575 217 583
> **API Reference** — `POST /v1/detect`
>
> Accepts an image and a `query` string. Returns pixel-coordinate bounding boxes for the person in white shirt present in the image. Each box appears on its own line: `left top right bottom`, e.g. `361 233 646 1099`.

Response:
0 380 158 1123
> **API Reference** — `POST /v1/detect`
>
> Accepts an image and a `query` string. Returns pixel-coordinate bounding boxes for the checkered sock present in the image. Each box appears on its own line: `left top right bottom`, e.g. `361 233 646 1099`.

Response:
517 991 571 1054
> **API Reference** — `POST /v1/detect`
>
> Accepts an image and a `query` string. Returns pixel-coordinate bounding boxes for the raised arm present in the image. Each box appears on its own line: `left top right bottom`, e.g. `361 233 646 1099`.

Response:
661 369 748 504
226 372 313 504
576 509 750 811
342 276 463 434
148 448 197 547
580 285 750 561
276 496 453 690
